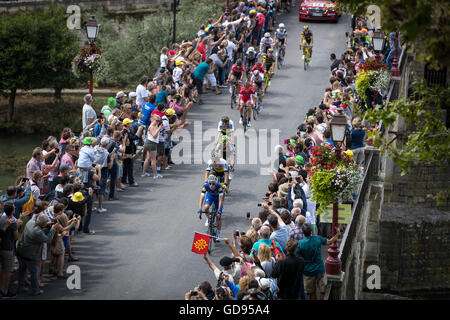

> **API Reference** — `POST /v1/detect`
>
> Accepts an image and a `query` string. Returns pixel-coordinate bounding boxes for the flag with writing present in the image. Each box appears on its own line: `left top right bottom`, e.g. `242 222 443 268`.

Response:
191 232 210 255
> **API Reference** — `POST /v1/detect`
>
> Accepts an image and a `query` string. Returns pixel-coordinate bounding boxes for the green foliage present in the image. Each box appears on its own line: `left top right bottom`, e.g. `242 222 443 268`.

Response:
355 71 373 100
364 78 450 174
0 6 81 119
93 0 223 87
338 0 450 68
308 145 363 206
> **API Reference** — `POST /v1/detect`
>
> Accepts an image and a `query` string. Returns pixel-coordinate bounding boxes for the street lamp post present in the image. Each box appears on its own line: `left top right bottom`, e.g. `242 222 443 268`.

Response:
86 15 100 95
372 30 385 53
390 31 400 77
325 108 347 276
172 0 179 44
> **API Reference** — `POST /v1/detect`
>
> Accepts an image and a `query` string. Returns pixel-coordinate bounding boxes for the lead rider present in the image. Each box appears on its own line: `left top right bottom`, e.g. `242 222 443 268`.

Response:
198 175 224 239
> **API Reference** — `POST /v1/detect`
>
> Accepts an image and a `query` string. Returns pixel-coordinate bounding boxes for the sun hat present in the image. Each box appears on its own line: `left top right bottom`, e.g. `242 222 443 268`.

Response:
115 91 127 99
72 192 84 202
108 97 116 107
295 155 305 166
122 118 133 125
165 108 176 116
83 137 93 145
129 92 137 99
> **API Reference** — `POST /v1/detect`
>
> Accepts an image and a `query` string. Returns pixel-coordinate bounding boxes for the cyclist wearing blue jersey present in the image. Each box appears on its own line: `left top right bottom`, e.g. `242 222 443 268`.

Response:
198 175 224 237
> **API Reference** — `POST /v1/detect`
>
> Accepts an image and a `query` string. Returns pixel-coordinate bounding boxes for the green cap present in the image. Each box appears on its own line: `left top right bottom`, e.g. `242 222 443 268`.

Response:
295 155 305 165
83 137 93 145
108 97 116 107
290 139 296 145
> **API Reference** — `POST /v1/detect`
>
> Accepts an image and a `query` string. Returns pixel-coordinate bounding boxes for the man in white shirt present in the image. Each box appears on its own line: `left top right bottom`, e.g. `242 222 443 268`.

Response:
136 76 149 108
82 94 96 130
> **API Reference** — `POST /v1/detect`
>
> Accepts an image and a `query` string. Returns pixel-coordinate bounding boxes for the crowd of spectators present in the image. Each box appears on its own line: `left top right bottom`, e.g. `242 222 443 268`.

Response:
0 0 291 298
186 15 388 300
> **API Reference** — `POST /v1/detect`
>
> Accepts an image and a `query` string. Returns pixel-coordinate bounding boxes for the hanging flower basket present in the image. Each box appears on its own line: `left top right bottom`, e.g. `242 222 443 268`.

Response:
72 45 102 77
308 144 363 206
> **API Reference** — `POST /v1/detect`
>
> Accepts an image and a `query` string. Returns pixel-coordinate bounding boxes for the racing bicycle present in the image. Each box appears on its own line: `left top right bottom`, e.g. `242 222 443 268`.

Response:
275 44 285 70
302 45 312 71
202 206 218 254
229 80 240 109
263 68 273 93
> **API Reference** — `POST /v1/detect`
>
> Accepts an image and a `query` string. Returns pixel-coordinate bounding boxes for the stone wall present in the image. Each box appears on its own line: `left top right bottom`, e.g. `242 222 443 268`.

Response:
378 202 450 297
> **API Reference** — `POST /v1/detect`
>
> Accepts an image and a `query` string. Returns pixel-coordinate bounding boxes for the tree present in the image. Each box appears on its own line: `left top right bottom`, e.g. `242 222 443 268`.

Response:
93 0 223 87
0 6 80 121
339 0 450 69
0 10 41 121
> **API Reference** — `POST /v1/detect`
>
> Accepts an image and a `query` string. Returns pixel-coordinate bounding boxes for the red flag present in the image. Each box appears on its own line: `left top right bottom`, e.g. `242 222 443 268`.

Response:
191 232 210 255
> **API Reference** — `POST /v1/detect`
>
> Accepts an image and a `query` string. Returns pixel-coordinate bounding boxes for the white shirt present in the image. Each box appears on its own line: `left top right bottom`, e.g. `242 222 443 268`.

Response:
160 54 168 68
158 116 171 142
226 41 236 59
77 146 95 168
136 84 149 107
173 66 183 82
82 104 96 129
147 124 160 143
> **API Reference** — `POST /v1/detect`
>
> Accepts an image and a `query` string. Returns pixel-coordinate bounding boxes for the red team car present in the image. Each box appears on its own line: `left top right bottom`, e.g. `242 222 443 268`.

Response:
299 0 340 22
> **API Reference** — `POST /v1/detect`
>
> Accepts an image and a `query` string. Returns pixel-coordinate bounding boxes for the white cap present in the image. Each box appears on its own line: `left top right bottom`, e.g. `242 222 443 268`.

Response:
129 92 137 99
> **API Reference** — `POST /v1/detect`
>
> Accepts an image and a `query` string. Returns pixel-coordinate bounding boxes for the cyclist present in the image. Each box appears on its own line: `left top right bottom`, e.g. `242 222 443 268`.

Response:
300 25 314 60
213 135 236 178
216 116 235 143
227 59 245 94
251 61 265 75
259 32 275 55
245 47 259 77
263 48 276 90
204 154 229 189
251 69 265 112
238 80 256 127
198 175 224 239
274 23 287 65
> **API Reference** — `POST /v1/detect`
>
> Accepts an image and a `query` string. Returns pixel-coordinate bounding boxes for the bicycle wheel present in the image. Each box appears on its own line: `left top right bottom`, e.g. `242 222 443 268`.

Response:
230 86 235 109
242 109 248 133
253 104 258 120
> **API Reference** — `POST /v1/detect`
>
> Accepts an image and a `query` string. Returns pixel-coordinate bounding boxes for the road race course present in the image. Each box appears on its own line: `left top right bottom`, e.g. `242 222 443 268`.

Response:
31 10 350 300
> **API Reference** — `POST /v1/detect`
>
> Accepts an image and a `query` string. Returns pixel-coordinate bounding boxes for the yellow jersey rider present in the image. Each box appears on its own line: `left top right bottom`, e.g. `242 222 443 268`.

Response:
300 25 314 59
263 48 276 87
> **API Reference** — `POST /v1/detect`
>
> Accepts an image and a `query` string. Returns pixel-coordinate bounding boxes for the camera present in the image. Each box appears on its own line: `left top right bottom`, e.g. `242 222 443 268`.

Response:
246 212 251 219
234 230 240 237
190 290 198 296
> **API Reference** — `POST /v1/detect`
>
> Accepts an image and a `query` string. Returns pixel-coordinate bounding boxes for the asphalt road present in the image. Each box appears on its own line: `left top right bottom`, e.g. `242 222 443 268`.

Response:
30 9 350 300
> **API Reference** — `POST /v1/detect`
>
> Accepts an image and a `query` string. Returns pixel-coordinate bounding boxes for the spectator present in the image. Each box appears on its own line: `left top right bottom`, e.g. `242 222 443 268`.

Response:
16 213 58 296
245 217 262 244
82 94 96 130
296 223 340 300
289 215 306 240
0 202 19 298
271 238 305 300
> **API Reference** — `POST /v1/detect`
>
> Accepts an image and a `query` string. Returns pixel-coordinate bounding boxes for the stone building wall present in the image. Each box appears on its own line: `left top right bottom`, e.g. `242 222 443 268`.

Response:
378 202 450 297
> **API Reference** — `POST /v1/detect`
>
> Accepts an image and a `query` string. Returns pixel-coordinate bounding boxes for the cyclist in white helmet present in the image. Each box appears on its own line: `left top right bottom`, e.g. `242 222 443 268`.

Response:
245 46 259 76
251 69 265 112
274 23 288 65
259 32 275 55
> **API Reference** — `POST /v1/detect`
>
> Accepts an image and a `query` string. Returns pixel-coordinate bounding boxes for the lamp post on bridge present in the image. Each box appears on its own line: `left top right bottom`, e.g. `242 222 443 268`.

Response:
86 15 100 96
390 31 400 77
325 108 347 276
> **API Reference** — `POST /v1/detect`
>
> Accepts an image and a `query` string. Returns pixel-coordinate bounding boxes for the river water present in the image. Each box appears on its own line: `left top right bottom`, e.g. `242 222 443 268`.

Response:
0 134 47 194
